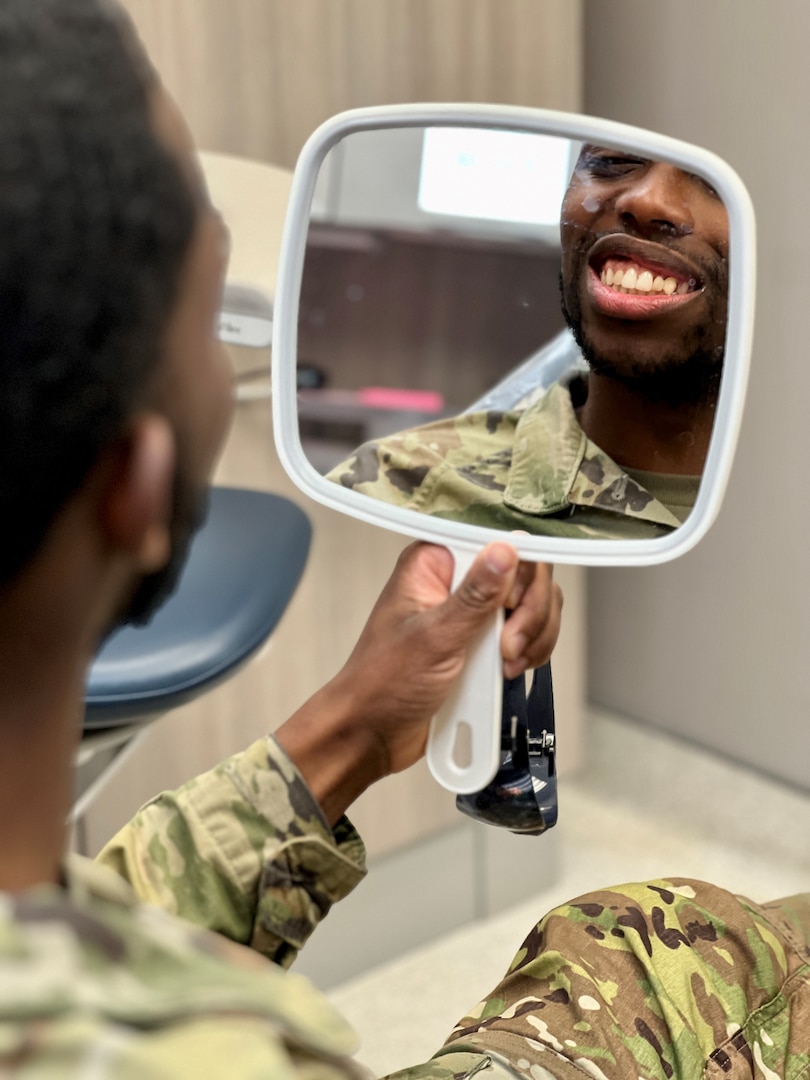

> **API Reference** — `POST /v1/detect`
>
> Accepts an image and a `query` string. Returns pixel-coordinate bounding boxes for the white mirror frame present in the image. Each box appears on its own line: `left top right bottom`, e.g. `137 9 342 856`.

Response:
272 103 756 568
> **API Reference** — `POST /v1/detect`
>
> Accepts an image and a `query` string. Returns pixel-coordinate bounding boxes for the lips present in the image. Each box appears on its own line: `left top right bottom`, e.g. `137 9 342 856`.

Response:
585 235 705 320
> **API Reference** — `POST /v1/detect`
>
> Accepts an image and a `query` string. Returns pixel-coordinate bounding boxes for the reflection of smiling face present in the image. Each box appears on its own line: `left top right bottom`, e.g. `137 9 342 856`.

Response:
559 145 730 400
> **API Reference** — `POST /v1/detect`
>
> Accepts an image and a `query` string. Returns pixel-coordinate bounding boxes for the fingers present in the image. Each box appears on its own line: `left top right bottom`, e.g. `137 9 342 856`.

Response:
501 563 563 679
450 542 519 615
505 557 541 612
416 541 519 657
393 541 457 601
381 542 561 680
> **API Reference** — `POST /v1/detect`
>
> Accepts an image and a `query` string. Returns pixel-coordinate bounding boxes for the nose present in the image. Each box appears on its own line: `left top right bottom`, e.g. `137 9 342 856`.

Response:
613 163 695 239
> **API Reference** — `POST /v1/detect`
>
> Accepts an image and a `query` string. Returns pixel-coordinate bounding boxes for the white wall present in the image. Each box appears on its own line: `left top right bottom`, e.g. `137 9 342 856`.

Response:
584 1 810 788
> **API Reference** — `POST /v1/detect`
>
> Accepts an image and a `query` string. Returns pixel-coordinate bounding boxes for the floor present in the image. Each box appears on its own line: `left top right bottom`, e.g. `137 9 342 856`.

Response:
324 705 810 1076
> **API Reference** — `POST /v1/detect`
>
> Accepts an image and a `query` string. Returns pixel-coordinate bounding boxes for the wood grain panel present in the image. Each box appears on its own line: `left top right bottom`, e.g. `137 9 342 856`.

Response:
298 236 565 408
120 0 583 167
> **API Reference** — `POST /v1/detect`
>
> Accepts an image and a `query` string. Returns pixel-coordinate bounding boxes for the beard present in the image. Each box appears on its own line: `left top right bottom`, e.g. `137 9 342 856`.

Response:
559 257 727 410
118 470 210 628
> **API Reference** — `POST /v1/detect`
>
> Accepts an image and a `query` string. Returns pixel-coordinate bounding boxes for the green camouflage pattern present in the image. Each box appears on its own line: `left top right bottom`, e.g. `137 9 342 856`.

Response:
389 878 810 1080
0 859 366 1077
386 1051 516 1080
0 736 370 1076
328 384 689 541
97 747 810 1079
5 739 806 1076
98 735 367 968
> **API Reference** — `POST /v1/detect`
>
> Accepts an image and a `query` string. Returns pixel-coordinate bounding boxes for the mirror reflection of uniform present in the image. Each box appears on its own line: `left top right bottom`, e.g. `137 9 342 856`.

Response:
328 145 730 540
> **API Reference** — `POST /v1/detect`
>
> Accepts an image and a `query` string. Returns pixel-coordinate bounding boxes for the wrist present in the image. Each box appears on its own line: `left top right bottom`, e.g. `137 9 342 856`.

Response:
274 677 390 827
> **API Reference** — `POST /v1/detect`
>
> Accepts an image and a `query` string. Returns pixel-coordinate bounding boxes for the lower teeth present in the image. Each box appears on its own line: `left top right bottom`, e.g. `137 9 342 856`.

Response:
603 282 690 296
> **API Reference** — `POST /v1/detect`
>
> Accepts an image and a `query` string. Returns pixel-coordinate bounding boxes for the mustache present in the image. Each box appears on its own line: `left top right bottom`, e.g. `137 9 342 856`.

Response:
564 226 729 294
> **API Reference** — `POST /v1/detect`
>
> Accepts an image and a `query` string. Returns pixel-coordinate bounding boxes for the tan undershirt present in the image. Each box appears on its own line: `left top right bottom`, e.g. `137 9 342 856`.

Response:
624 467 701 524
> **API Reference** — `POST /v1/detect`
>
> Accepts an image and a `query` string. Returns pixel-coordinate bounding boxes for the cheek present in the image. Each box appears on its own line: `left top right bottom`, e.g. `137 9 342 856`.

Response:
560 219 592 284
697 201 730 258
560 180 604 226
561 195 599 260
183 340 235 481
205 341 236 458
559 192 580 235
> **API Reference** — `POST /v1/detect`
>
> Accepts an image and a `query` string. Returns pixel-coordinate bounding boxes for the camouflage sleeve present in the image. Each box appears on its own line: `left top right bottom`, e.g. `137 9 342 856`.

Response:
2 862 368 1077
326 426 451 511
96 735 367 968
386 879 810 1080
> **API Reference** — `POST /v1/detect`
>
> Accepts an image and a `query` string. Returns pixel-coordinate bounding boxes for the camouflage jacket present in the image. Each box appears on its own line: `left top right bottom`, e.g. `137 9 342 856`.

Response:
328 383 697 540
3 736 806 1078
0 736 369 1077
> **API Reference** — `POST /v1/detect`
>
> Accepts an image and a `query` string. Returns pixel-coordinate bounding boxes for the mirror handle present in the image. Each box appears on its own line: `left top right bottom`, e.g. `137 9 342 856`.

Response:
426 546 503 794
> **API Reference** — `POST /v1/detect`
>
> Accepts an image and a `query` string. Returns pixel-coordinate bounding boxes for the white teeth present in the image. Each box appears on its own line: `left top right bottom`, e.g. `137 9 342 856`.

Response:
599 264 691 297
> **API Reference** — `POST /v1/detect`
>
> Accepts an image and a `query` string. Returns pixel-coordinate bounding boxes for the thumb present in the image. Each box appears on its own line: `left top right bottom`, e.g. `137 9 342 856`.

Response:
447 542 518 624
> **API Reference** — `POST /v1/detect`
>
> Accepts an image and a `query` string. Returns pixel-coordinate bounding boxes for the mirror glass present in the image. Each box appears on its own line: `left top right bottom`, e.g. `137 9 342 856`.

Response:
293 126 730 542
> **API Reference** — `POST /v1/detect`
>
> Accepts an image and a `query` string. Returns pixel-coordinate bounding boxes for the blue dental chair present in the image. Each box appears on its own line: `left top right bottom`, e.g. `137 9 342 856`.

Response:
76 485 311 818
75 152 307 821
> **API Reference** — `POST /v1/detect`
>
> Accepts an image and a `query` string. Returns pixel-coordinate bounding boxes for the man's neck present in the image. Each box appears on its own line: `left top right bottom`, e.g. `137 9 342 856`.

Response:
0 470 151 891
0 586 98 892
575 372 717 476
0 714 75 892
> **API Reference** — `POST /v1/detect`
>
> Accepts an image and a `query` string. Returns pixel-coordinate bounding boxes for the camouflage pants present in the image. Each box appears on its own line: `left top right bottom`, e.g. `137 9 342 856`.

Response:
387 879 810 1080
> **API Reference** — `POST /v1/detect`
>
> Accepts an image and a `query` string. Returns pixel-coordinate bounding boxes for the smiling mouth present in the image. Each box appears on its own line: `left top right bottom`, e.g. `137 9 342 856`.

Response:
597 257 700 297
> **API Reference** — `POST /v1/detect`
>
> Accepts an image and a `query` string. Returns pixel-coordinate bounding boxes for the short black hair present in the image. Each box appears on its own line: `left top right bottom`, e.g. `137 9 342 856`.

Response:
0 0 197 587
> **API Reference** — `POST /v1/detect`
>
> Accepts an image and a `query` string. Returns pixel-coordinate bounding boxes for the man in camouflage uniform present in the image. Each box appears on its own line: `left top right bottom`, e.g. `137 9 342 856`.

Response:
0 1 557 1074
94 738 810 1079
329 381 691 540
0 1 807 1077
329 143 730 541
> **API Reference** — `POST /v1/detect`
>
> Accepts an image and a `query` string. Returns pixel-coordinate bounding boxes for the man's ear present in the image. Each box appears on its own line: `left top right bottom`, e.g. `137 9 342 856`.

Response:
98 414 177 574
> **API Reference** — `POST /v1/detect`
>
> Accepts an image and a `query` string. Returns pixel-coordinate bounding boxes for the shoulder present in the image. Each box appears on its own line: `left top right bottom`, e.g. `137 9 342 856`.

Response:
0 881 360 1075
327 411 520 497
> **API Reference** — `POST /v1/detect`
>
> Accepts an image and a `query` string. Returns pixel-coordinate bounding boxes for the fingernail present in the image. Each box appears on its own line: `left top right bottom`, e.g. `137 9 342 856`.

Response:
509 634 528 660
485 543 516 574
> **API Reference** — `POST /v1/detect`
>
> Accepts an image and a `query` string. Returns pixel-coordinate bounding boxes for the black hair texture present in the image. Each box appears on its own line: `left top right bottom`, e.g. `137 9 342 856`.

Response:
0 0 197 587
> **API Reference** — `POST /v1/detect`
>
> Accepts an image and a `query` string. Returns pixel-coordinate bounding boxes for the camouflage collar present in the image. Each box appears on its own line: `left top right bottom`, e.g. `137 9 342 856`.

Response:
63 852 141 907
504 383 683 528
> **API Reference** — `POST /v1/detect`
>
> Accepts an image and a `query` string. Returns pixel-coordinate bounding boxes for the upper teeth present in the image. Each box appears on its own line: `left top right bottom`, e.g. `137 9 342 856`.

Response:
600 261 692 296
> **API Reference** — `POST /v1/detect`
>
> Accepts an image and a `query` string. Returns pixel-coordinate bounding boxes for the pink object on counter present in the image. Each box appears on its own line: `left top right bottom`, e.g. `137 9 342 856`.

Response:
358 387 445 412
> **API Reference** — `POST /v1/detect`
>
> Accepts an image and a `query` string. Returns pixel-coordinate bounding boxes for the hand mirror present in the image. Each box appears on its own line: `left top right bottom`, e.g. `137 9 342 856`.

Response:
271 104 755 794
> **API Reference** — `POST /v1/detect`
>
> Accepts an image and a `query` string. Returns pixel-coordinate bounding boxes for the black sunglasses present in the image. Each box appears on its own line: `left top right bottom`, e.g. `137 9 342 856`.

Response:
455 662 557 835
